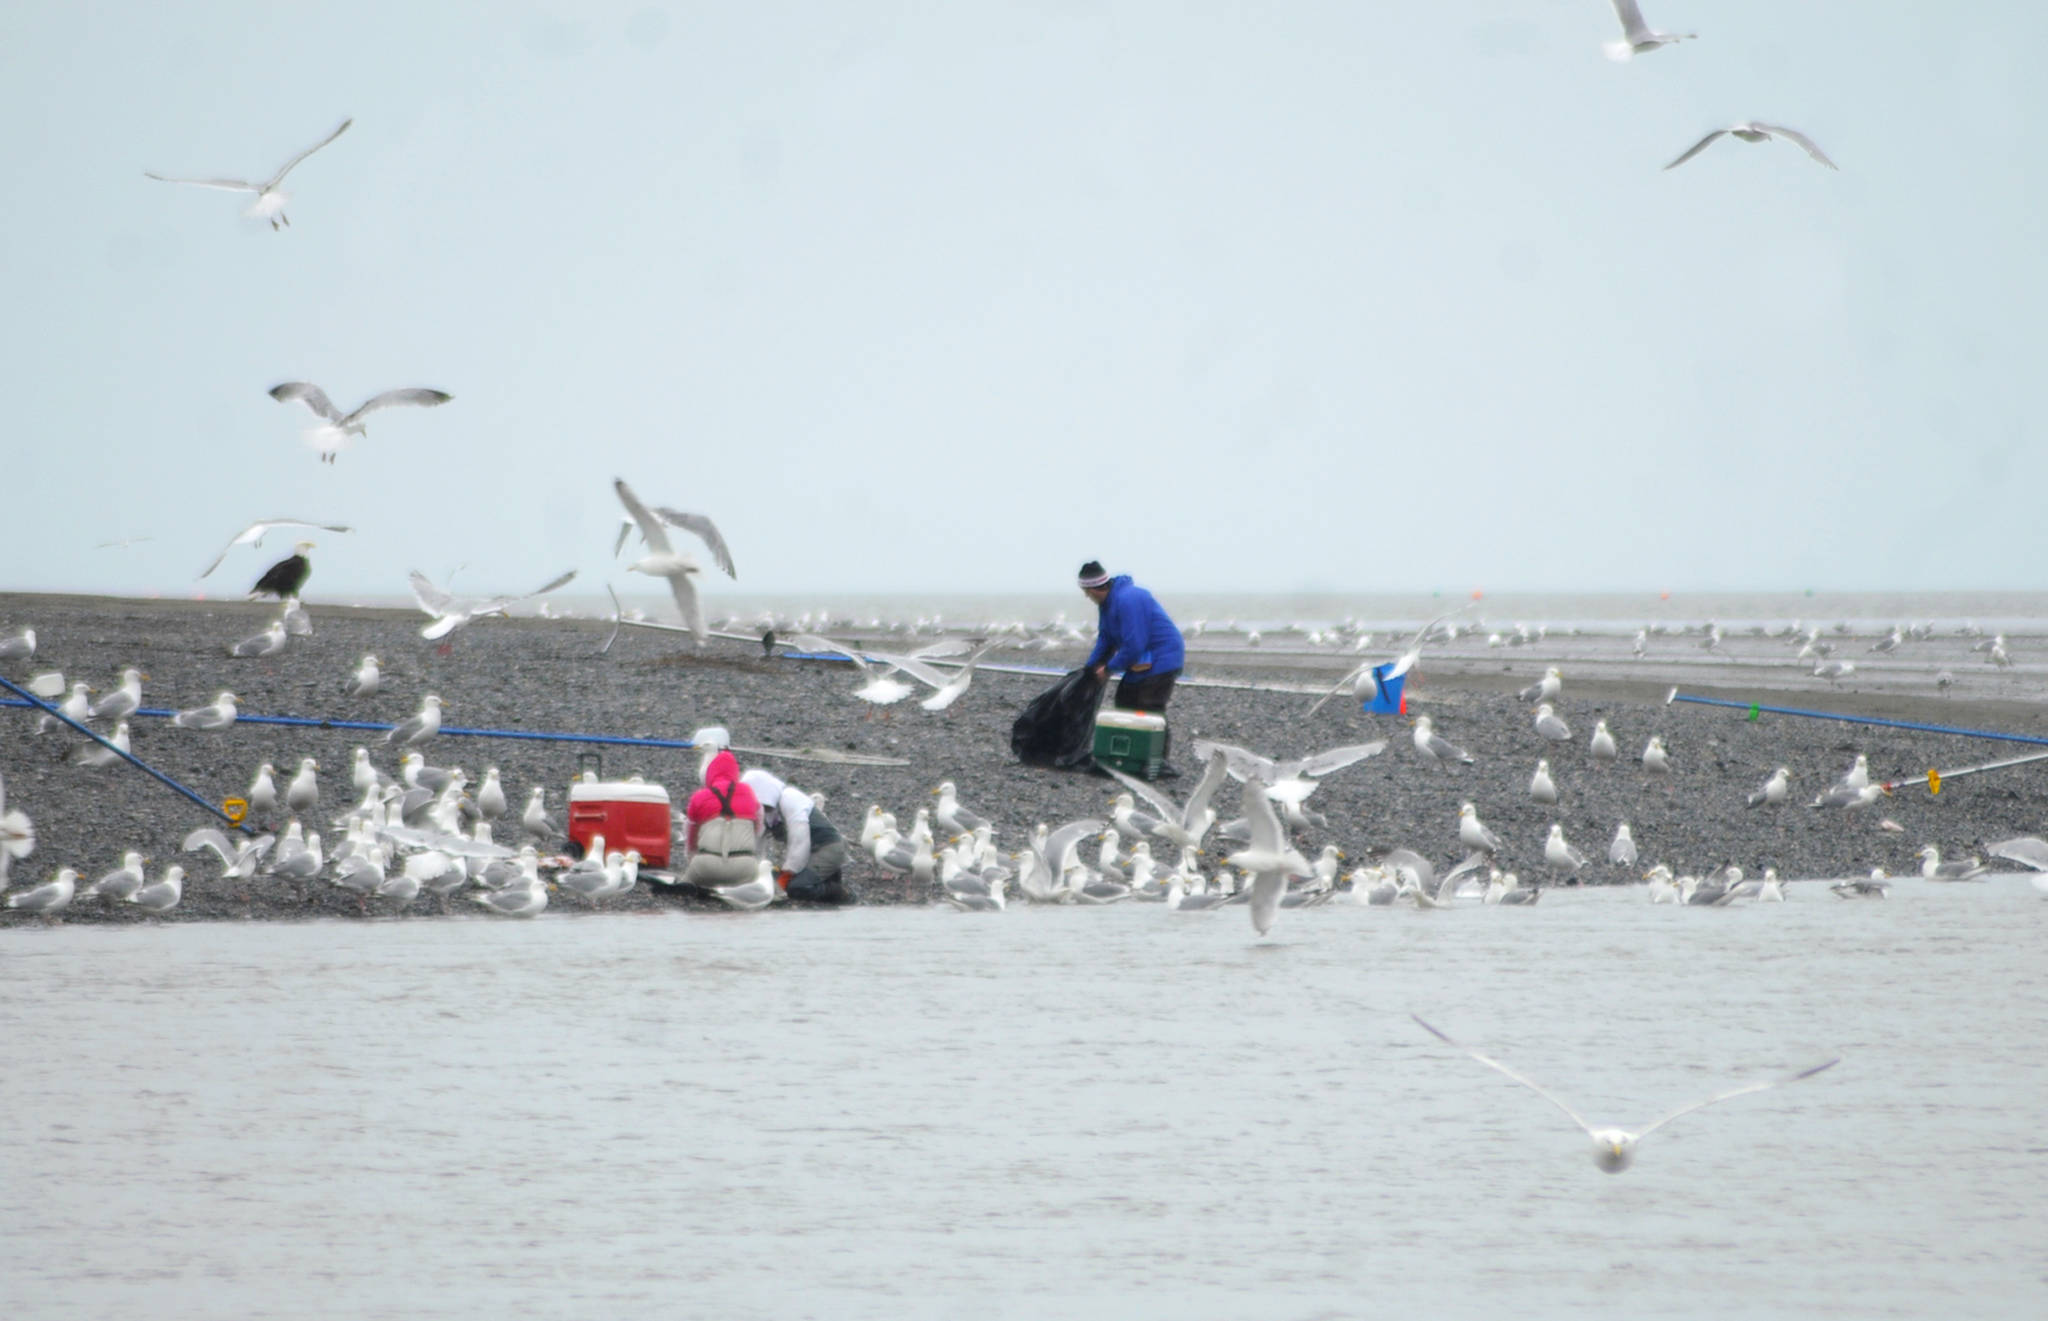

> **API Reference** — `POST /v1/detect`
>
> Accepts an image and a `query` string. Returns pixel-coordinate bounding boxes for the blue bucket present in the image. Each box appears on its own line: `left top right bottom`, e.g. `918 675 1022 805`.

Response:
1362 663 1406 715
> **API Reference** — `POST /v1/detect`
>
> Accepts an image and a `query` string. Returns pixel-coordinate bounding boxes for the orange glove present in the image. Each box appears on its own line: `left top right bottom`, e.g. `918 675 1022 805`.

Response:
775 870 793 890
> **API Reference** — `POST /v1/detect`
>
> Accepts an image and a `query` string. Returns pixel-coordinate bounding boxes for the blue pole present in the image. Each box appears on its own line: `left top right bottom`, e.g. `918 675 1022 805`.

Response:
0 675 252 832
1670 692 2048 748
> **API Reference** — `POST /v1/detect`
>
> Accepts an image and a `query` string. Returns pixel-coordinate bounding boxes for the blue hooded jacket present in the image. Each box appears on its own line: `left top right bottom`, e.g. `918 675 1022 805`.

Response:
1085 575 1185 675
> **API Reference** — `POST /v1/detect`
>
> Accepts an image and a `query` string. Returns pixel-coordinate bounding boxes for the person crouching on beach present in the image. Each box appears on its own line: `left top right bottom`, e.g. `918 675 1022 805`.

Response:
1079 559 1185 774
741 768 853 905
683 750 763 887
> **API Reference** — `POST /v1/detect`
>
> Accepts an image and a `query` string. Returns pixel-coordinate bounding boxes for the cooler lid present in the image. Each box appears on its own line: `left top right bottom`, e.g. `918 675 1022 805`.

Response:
570 780 672 804
1095 709 1166 732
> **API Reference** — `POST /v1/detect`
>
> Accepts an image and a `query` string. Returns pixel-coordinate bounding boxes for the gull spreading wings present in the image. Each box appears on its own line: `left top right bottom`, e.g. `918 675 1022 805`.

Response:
197 518 353 579
269 383 454 462
613 478 737 645
1099 748 1231 849
1306 606 1471 718
1191 738 1388 805
144 117 353 228
1665 122 1837 171
1412 1015 1840 1173
409 569 577 641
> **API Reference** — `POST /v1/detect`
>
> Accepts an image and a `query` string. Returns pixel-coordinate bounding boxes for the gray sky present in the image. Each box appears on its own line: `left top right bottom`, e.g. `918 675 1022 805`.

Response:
2 2 2040 606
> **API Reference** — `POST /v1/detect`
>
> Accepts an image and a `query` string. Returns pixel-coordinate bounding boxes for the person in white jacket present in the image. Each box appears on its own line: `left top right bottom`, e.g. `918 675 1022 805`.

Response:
741 768 852 904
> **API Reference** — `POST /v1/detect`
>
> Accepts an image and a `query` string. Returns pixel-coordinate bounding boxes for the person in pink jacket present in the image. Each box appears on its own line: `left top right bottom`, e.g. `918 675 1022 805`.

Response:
682 750 762 887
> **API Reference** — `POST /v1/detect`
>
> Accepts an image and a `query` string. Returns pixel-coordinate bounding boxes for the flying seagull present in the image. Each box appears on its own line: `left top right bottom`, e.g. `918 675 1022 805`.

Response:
144 117 352 229
269 382 454 463
1603 0 1694 61
1412 1015 1839 1173
1666 123 1837 171
409 568 577 641
613 477 737 645
197 518 353 580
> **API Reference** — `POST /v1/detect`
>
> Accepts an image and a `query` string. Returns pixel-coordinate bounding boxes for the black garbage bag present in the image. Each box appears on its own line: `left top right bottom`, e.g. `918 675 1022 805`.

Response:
1011 667 1104 771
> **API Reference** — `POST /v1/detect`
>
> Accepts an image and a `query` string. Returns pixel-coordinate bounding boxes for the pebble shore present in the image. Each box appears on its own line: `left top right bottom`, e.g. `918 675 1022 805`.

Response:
4 592 2045 924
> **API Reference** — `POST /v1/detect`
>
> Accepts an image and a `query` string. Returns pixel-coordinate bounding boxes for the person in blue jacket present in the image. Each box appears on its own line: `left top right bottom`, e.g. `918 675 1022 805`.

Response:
1080 561 1185 770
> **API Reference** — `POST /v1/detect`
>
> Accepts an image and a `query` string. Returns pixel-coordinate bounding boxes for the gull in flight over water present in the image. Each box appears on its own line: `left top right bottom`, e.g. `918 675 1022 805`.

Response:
613 477 737 646
1666 123 1837 171
196 518 353 579
145 117 352 229
269 382 454 463
1412 1016 1840 1173
1603 0 1694 61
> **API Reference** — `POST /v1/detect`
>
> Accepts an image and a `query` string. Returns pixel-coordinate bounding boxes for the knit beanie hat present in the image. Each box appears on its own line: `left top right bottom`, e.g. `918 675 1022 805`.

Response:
1078 561 1110 588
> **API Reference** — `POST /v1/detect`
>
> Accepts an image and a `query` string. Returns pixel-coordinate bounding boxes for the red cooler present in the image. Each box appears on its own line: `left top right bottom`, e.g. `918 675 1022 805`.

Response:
568 776 673 866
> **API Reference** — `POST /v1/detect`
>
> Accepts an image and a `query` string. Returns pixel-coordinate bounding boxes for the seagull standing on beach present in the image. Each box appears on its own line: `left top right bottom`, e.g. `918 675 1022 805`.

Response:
1459 803 1503 854
1748 767 1789 808
1530 759 1559 805
385 694 443 745
0 772 33 886
1590 720 1618 761
0 627 35 660
126 865 186 913
1412 715 1474 766
229 621 288 659
269 382 454 463
5 868 77 914
1410 1016 1840 1174
286 758 319 815
1609 822 1637 865
1544 824 1587 873
613 477 737 647
1602 0 1694 61
91 668 144 722
71 721 131 767
171 692 238 731
1533 703 1572 743
40 680 91 734
1642 736 1672 774
345 654 379 698
145 117 352 229
1519 667 1562 703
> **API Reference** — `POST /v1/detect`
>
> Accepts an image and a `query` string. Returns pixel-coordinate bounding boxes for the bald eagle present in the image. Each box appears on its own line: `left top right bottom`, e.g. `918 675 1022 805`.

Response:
251 540 314 599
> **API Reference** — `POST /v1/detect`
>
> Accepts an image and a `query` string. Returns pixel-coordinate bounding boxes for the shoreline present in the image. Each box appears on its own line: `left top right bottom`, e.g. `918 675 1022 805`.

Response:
5 593 2046 925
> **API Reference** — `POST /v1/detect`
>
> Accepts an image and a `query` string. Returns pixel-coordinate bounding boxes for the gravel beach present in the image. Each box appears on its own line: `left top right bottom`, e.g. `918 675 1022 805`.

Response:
4 591 2046 924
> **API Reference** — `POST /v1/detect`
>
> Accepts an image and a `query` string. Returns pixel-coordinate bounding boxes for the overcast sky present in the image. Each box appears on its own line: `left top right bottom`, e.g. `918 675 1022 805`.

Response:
2 1 2040 609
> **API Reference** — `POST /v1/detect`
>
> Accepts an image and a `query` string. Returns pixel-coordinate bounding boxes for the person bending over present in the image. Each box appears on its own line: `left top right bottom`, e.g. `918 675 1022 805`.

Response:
741 768 853 905
1079 560 1185 769
682 750 763 888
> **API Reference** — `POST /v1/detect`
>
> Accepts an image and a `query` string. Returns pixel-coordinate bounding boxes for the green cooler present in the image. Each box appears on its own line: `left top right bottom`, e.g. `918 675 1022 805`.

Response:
1093 709 1168 779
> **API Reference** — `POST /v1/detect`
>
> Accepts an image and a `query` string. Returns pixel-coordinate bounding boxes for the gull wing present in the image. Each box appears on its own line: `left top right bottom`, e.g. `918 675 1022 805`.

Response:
1190 738 1276 785
1610 0 1650 41
863 651 950 690
1381 848 1437 895
1041 818 1108 873
1099 763 1185 828
1635 1058 1841 1139
196 518 352 579
264 117 352 188
790 633 873 677
613 478 672 555
341 387 452 426
1305 661 1373 718
480 569 578 614
269 382 344 424
1755 123 1838 169
408 570 457 617
1296 740 1389 779
181 827 235 863
1180 748 1232 832
611 517 635 559
143 172 260 192
1664 129 1728 171
1411 1016 1599 1137
653 506 737 578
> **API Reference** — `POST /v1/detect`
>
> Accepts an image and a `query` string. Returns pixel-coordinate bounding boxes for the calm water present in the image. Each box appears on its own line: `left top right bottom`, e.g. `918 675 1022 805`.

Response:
4 882 2044 1318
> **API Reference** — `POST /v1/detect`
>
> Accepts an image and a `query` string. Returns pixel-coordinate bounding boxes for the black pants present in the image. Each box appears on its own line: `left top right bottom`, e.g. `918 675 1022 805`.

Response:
1113 668 1179 766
